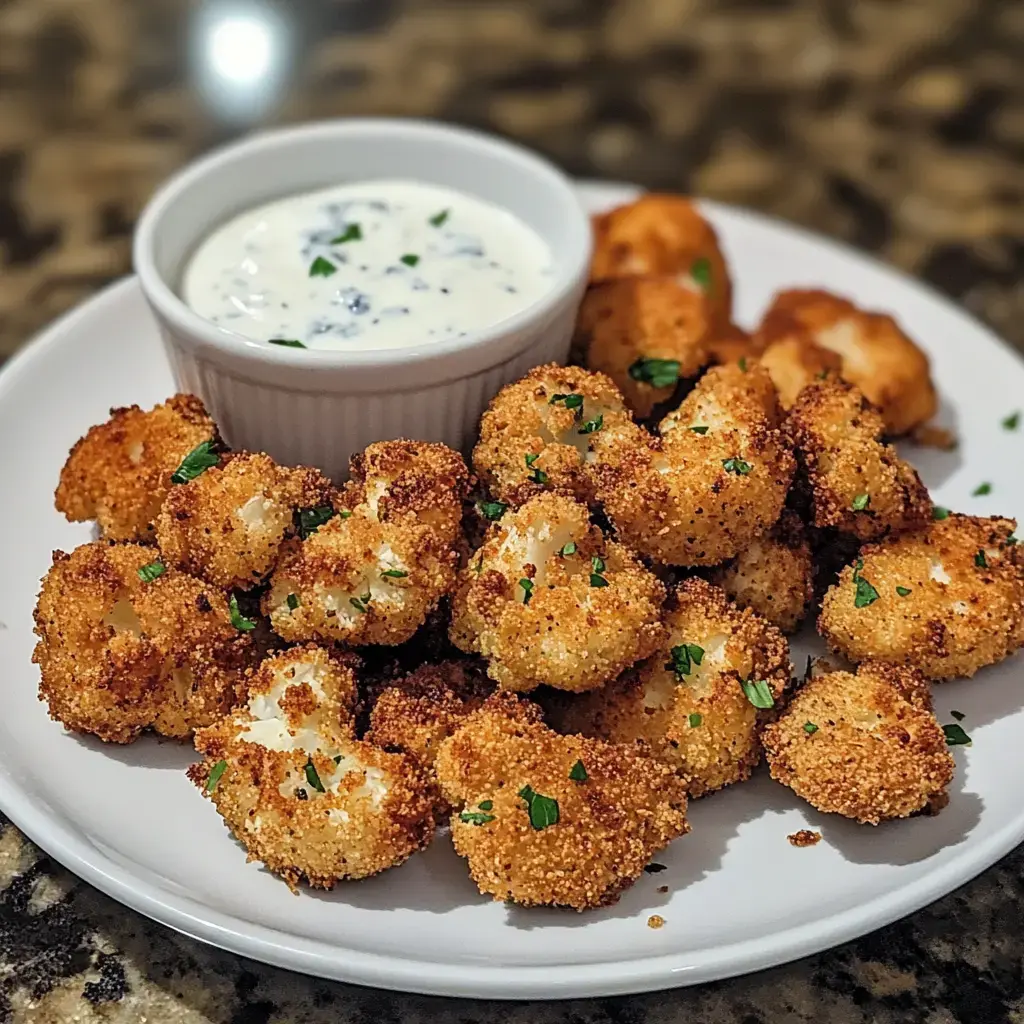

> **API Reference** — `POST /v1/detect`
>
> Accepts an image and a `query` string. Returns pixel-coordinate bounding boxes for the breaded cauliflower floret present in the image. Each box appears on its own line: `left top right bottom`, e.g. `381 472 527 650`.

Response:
710 511 814 633
190 646 434 889
573 278 710 419
472 364 635 506
156 452 334 590
590 194 732 327
449 493 666 693
785 379 932 542
557 579 791 797
265 441 468 647
757 290 937 435
762 661 955 824
591 362 795 566
819 514 1024 680
33 541 252 743
435 693 689 909
55 394 219 542
758 334 842 410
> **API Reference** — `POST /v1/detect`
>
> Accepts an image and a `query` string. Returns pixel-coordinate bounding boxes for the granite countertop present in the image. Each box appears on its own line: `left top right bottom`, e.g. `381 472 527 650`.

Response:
2 0 1024 1021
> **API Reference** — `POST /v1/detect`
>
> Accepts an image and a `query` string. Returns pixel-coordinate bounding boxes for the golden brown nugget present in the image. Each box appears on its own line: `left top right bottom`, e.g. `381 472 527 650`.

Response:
762 661 955 824
573 277 710 419
558 579 791 797
590 194 732 327
33 540 252 743
710 511 815 633
156 452 334 590
56 394 219 542
758 334 842 410
757 289 937 435
449 493 666 693
472 363 636 506
591 362 795 566
435 693 689 910
819 514 1024 679
265 441 468 647
786 379 932 542
190 646 434 890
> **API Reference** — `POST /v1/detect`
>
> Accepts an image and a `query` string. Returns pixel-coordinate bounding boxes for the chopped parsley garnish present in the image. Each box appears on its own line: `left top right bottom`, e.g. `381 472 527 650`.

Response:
643 863 667 874
381 569 409 579
229 593 257 632
477 500 508 521
519 578 534 604
852 558 880 608
560 541 577 557
590 555 609 588
459 810 496 826
741 678 775 709
350 594 370 614
975 550 988 568
690 425 709 435
330 223 362 244
171 440 219 484
429 209 450 227
738 357 748 372
578 414 603 435
569 759 588 782
950 710 966 721
896 586 912 597
549 392 584 415
333 754 343 765
268 338 306 349
691 256 712 291
399 253 420 267
1002 411 1019 430
722 458 753 475
304 758 326 793
297 505 336 539
943 723 972 746
933 507 950 520
286 593 300 611
309 256 337 277
688 712 703 728
206 759 227 792
803 722 818 735
852 493 871 511
525 452 548 484
973 482 992 496
479 800 494 810
666 643 705 679
137 561 166 583
518 785 559 830
629 357 680 389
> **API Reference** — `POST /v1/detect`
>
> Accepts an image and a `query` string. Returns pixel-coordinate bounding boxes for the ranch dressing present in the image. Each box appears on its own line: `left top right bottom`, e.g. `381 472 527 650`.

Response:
180 180 554 351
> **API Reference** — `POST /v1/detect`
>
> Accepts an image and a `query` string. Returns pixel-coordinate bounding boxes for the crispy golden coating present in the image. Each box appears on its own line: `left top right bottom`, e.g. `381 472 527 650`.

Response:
819 514 1024 679
705 323 761 367
264 441 467 647
156 452 334 590
591 362 795 566
55 394 218 542
757 290 937 435
758 335 842 410
785 379 932 542
33 540 252 743
762 661 955 824
557 579 791 797
590 194 732 327
710 511 814 633
472 363 635 506
190 646 434 889
573 278 710 418
435 693 689 910
449 493 666 692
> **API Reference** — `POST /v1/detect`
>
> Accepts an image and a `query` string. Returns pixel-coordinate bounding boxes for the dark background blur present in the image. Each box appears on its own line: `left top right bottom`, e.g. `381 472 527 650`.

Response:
0 0 1021 356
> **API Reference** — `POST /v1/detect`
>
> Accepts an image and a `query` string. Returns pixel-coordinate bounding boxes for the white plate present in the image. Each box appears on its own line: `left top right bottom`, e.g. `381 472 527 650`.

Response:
2 181 1023 1001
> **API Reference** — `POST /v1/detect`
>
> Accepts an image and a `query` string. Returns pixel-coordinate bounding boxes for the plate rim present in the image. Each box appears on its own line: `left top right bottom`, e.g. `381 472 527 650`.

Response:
2 182 1023 999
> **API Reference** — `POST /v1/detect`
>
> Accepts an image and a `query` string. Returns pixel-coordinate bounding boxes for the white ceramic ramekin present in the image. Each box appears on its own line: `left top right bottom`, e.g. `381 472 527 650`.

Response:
133 119 591 481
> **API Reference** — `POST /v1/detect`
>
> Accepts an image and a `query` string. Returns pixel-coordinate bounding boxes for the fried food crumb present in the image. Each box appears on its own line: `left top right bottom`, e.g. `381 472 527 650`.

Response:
787 829 822 847
656 885 669 894
910 424 958 451
647 914 666 929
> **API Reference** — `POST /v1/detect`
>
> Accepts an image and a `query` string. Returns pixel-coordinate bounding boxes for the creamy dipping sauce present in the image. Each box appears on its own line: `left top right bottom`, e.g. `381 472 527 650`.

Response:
181 180 554 351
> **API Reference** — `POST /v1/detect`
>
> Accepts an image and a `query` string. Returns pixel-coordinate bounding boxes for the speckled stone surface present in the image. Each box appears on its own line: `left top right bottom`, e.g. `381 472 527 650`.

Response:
2 1 1024 1021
